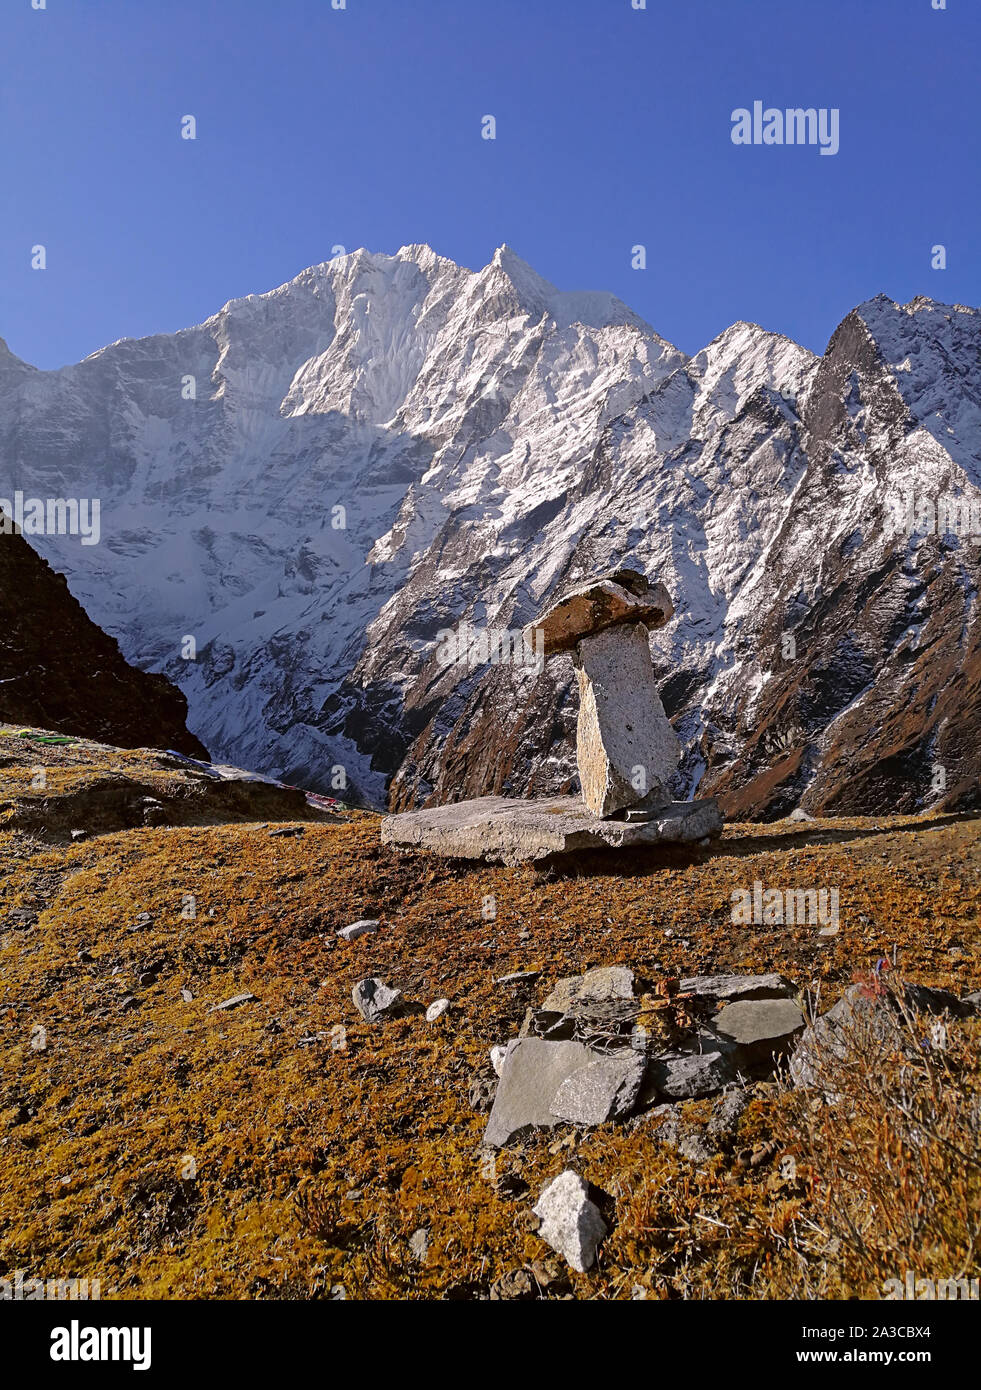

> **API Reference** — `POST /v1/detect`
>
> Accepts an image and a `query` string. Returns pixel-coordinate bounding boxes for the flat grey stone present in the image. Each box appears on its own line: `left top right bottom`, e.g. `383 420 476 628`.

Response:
381 794 722 865
352 977 402 1024
573 624 681 817
789 808 815 822
646 1048 734 1100
708 998 805 1068
540 966 637 1015
679 972 795 1002
483 1037 598 1148
337 918 380 941
549 1052 646 1126
532 1170 609 1273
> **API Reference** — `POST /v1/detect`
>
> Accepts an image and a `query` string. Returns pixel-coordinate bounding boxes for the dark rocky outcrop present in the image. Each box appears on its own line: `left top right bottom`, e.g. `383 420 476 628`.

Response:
0 528 207 756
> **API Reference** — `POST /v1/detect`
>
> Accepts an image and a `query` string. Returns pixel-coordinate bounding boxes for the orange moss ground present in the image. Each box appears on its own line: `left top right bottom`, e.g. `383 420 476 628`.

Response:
1 739 980 1299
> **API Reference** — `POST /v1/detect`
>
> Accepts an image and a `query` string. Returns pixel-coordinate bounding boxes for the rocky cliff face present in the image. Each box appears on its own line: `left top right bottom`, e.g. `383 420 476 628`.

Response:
0 526 208 756
1 250 979 816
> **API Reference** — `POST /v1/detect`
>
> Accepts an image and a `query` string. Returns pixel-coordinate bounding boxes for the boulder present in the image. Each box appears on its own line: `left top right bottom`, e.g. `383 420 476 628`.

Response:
789 984 904 1089
532 1170 609 1273
902 983 975 1019
540 966 637 1014
337 919 380 942
525 570 673 656
573 623 681 817
352 977 402 1024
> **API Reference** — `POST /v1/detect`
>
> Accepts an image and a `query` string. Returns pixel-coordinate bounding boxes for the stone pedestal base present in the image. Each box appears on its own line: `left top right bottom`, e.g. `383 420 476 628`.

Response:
381 794 722 866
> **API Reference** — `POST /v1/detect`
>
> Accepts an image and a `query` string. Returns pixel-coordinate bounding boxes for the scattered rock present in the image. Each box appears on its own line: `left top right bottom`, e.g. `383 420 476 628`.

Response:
352 977 402 1024
490 1044 509 1077
549 1052 646 1127
532 1170 609 1273
641 1102 682 1143
706 1088 749 1143
540 965 636 1015
708 997 806 1068
645 1048 734 1100
484 1038 598 1148
789 808 815 822
409 1228 429 1263
469 1072 497 1114
207 992 256 1013
489 1268 536 1301
425 998 450 1023
180 989 193 1003
269 825 304 838
495 970 541 985
337 919 380 942
70 829 88 841
676 1128 716 1164
679 972 795 1002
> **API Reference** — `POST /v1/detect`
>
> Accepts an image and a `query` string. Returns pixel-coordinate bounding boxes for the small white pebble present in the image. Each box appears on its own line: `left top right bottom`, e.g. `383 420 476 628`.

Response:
426 998 450 1022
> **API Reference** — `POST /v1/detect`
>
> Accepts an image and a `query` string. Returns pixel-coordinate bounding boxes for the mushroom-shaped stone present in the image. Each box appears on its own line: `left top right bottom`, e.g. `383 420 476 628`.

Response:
523 569 680 819
523 569 674 656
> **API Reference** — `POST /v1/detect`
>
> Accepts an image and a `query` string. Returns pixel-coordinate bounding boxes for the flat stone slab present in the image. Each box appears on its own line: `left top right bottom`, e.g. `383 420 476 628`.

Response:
483 1038 598 1147
381 794 722 865
708 997 805 1068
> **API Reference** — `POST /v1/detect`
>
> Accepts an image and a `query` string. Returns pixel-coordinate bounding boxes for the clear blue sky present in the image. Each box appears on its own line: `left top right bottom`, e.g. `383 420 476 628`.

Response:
3 0 979 369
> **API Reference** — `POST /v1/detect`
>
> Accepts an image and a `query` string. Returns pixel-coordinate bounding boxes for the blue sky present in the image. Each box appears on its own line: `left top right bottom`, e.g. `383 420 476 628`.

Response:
3 0 979 369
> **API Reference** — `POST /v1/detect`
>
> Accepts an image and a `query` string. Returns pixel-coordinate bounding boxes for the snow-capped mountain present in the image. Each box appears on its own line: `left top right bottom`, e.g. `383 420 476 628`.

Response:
3 246 980 817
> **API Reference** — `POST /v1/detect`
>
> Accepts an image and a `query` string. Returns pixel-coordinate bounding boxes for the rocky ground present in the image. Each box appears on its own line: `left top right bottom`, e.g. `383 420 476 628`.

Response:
1 729 979 1300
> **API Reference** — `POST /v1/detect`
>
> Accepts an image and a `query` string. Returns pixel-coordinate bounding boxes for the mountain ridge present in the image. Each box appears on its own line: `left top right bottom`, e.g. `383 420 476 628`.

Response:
3 245 980 817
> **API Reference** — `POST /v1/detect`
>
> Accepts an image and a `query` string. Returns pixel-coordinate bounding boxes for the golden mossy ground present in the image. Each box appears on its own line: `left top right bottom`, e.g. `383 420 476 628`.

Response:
1 734 980 1299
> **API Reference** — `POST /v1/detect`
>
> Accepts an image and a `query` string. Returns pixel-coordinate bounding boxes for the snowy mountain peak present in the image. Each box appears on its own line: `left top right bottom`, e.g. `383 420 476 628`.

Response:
3 259 980 819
